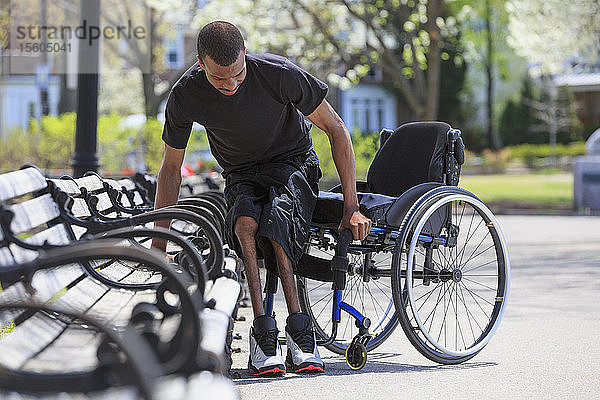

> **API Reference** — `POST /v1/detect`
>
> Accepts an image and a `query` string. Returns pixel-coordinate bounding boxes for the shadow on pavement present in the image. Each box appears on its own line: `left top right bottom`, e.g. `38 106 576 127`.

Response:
232 352 497 384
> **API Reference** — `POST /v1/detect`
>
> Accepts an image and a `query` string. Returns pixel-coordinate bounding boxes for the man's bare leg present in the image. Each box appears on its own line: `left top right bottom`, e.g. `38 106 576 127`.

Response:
234 216 264 318
270 239 300 315
271 239 324 373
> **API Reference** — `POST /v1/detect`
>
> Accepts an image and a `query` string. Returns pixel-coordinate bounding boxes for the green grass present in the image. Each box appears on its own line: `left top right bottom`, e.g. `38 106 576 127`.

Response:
459 173 573 206
0 321 15 338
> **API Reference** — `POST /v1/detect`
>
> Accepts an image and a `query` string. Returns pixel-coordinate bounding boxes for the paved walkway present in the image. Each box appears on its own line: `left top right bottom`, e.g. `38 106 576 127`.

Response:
230 215 600 400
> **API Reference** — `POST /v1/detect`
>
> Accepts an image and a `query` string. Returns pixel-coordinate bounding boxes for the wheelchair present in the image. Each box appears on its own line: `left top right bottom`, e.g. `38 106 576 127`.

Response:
263 121 510 369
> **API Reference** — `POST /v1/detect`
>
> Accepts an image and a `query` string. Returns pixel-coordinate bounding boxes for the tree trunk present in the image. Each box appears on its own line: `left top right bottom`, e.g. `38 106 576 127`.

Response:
424 0 442 120
485 0 502 150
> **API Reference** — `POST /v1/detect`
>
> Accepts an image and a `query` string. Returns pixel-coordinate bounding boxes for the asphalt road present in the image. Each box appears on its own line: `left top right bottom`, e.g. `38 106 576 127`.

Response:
230 215 600 400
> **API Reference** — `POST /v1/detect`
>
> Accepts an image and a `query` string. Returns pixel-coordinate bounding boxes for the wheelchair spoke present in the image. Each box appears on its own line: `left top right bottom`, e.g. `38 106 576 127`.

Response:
462 277 497 292
460 281 493 310
307 281 329 294
458 282 481 343
415 283 442 308
455 210 478 267
462 259 497 275
460 244 496 272
299 235 399 353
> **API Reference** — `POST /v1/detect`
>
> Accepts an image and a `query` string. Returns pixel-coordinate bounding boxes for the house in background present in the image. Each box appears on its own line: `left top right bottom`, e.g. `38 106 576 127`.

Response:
336 68 398 134
0 47 60 136
555 72 600 135
324 66 398 135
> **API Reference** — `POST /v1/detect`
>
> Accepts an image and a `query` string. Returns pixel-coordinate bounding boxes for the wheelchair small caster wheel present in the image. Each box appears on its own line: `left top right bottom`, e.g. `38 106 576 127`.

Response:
345 342 367 370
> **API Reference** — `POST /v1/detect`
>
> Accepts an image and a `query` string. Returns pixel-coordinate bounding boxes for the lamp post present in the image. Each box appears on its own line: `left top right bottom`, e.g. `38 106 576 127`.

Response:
72 0 100 177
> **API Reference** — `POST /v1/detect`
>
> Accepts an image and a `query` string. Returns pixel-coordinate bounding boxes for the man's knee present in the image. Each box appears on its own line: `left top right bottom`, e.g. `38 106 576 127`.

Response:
234 216 259 242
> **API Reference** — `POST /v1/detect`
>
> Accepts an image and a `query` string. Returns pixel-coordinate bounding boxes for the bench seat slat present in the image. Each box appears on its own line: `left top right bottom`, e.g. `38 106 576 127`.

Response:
0 313 67 370
0 262 83 302
21 328 103 372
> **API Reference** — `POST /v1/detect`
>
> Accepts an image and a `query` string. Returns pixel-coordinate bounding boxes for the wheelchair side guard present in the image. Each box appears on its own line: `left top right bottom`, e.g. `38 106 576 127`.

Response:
384 182 444 226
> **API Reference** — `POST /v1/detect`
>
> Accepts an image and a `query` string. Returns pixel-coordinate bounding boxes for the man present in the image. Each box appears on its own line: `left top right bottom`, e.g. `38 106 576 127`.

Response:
154 21 371 376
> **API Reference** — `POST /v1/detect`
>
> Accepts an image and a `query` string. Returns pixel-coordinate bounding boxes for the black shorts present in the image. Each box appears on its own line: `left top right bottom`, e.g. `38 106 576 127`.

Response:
223 150 321 275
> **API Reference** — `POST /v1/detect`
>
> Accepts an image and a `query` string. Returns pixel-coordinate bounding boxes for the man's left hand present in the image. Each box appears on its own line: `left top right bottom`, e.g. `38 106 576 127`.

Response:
339 209 372 241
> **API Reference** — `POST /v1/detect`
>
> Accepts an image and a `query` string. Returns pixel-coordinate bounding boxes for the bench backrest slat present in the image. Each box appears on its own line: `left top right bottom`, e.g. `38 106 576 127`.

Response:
104 179 133 208
7 194 60 235
0 167 47 202
95 192 118 215
50 178 80 195
73 174 104 191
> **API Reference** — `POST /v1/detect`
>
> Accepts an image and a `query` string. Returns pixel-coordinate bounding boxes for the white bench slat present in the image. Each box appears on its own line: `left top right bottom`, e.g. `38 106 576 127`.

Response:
0 260 83 302
49 178 80 195
206 277 240 316
21 328 102 372
104 179 133 208
0 167 47 202
117 179 137 191
0 248 12 266
199 309 231 362
70 198 92 218
26 223 72 247
74 175 104 191
95 192 116 214
8 194 60 234
0 314 67 370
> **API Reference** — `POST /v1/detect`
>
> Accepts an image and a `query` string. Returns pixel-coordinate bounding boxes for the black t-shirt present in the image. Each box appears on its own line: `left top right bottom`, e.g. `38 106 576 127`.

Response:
162 53 328 174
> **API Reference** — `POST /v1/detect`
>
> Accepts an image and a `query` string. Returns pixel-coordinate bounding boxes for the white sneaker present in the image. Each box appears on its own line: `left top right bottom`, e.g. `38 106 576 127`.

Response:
248 315 285 376
285 313 325 374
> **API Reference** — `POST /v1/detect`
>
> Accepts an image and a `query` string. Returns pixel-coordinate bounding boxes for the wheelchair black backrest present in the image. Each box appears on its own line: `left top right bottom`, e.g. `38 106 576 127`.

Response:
366 121 464 197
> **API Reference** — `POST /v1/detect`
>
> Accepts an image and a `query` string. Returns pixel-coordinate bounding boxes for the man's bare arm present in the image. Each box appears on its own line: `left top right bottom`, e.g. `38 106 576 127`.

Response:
151 143 186 251
307 99 372 240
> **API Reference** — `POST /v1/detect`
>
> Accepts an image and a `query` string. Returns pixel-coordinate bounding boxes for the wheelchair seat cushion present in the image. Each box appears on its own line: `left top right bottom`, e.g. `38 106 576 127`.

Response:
311 191 396 225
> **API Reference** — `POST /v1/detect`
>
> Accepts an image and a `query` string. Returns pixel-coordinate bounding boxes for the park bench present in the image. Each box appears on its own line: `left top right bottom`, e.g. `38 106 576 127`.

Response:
47 172 226 279
0 167 240 398
47 169 243 367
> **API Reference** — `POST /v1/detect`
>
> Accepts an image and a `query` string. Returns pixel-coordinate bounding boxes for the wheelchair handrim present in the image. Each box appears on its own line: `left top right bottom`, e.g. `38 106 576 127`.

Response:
406 193 511 357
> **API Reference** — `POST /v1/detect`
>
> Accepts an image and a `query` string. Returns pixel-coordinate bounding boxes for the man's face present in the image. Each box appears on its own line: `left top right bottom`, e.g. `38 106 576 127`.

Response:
198 50 246 96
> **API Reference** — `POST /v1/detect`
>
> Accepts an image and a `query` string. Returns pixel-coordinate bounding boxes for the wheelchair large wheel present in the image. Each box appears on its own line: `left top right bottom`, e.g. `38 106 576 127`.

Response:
297 234 398 355
392 187 510 364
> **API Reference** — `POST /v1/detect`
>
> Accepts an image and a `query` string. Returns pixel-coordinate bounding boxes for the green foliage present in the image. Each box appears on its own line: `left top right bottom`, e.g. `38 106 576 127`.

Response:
97 114 138 174
499 78 584 146
0 114 76 172
506 142 585 168
142 118 166 173
0 321 15 339
437 39 468 130
311 127 379 184
499 77 538 145
0 114 176 175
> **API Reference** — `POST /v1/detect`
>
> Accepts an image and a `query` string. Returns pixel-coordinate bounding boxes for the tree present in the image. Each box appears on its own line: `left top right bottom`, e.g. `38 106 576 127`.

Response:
506 0 600 74
102 0 199 116
449 0 516 150
195 0 461 120
499 77 538 145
